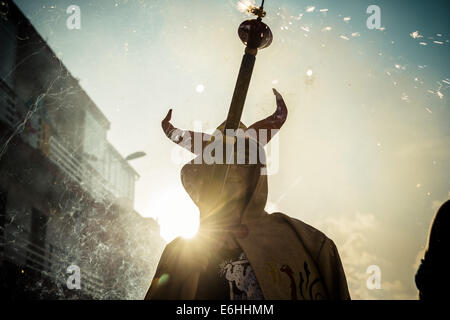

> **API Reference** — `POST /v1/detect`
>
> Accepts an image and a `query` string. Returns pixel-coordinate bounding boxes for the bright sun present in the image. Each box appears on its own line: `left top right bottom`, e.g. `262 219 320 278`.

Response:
146 186 200 242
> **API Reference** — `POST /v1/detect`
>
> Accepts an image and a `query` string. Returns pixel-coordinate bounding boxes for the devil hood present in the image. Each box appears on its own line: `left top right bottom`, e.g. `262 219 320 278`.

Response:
180 131 268 227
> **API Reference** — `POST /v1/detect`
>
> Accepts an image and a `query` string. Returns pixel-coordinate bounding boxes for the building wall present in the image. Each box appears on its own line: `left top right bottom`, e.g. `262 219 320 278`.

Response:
0 4 17 89
0 0 165 300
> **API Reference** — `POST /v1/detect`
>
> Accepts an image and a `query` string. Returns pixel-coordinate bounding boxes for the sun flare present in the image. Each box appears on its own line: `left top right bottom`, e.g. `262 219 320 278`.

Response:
237 0 256 13
145 186 200 242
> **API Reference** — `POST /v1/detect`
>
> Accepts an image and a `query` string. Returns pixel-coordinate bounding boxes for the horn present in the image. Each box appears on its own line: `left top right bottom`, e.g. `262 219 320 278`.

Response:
162 109 211 155
248 88 288 144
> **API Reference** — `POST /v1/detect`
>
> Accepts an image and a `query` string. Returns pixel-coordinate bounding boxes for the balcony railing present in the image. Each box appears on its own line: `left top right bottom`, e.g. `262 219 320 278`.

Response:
49 136 121 204
0 79 18 129
0 81 131 205
1 222 106 298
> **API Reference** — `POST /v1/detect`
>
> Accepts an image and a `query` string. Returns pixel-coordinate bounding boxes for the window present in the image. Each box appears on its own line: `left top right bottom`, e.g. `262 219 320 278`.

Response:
83 111 107 174
0 190 6 242
27 208 48 270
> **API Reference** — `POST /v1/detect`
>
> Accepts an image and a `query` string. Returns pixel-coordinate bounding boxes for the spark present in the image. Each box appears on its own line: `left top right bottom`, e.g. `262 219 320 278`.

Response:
237 0 255 13
351 32 360 37
301 26 310 32
343 17 351 22
306 69 313 77
295 13 303 20
319 8 328 12
401 93 409 102
322 26 332 32
340 35 349 40
433 41 444 45
195 84 205 93
410 31 423 39
306 6 315 13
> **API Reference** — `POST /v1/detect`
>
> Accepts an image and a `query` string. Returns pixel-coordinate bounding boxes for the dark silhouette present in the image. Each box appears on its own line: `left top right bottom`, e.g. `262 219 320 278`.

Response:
415 200 450 299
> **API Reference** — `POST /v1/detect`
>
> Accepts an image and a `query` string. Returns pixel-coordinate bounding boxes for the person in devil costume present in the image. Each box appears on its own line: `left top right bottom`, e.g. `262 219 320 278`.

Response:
145 89 350 300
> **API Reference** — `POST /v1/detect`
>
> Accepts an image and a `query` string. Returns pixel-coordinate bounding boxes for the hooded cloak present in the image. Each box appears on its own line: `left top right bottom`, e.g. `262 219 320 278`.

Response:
145 91 350 300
